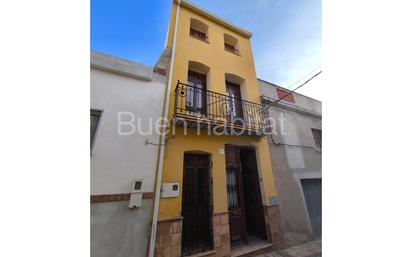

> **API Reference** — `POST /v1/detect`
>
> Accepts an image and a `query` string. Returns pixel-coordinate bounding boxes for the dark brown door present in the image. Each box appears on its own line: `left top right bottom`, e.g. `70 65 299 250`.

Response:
225 147 247 244
187 70 207 115
240 148 267 240
225 82 243 122
225 146 267 245
181 153 212 256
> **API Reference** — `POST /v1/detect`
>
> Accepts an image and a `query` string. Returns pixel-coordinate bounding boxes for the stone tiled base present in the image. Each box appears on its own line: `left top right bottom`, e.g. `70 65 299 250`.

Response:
155 213 230 257
155 218 183 257
155 208 281 257
212 212 231 257
263 205 284 249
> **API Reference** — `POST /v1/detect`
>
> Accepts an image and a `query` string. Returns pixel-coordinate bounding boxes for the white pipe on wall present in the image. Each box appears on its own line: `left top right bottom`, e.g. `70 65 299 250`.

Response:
148 1 181 257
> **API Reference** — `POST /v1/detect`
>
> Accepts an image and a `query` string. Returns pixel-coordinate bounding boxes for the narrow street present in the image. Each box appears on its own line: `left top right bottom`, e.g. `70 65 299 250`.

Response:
253 240 321 257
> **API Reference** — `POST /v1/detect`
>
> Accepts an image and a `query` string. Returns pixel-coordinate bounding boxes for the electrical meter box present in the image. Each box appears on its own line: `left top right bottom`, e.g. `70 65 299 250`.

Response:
161 183 179 198
129 179 143 208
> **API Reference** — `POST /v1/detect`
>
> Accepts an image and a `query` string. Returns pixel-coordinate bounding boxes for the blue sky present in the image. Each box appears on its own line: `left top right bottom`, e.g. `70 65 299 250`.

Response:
91 0 321 91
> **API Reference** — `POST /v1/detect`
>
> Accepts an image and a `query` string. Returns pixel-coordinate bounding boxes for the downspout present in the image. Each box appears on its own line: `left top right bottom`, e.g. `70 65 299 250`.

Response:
148 1 181 257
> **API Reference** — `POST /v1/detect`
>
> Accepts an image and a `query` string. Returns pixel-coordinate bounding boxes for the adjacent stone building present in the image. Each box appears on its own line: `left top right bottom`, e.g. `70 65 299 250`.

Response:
259 79 322 246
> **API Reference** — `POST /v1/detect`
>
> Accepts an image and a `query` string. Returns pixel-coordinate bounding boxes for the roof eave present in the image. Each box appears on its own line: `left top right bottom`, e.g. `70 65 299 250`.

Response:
176 0 253 39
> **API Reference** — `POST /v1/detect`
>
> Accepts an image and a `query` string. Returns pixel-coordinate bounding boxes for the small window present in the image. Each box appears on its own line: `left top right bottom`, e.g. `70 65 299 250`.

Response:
190 28 207 41
223 33 239 55
90 109 102 150
311 128 322 148
190 18 208 42
276 88 295 103
224 43 236 53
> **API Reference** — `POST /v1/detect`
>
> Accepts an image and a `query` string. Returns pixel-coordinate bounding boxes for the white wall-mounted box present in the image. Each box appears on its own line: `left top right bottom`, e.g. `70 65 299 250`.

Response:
129 179 143 208
161 183 180 198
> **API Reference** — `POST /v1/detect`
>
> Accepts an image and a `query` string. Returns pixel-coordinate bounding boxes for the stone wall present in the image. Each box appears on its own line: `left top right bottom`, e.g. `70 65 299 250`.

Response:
263 205 284 248
155 218 183 257
155 212 231 257
212 212 231 257
155 210 280 257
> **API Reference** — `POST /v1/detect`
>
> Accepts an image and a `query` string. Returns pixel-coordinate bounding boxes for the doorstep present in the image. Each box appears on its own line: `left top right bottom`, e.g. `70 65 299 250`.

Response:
230 240 273 257
186 250 216 257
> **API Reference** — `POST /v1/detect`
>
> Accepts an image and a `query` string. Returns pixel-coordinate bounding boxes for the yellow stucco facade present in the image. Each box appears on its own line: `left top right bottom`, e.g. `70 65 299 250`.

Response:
158 0 278 220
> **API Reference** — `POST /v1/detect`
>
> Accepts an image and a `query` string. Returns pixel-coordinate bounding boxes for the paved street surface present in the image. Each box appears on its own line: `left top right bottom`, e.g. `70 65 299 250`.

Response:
253 240 321 257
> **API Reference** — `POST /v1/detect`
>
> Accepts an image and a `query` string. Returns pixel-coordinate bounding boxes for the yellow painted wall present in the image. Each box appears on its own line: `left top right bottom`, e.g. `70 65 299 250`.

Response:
159 1 278 220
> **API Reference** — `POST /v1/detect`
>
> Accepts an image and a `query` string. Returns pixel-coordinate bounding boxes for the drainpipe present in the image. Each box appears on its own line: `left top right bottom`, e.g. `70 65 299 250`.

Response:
148 1 181 257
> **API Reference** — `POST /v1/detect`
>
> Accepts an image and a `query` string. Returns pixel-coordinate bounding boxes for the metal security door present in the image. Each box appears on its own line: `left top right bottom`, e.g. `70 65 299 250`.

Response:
182 153 212 255
301 179 322 236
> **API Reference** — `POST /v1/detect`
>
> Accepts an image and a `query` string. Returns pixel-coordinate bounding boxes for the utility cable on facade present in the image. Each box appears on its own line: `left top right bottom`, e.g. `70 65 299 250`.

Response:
273 70 322 105
285 65 322 90
270 133 322 153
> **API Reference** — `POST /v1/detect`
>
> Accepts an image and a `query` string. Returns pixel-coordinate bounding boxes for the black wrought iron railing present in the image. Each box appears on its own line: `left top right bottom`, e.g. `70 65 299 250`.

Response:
173 81 270 134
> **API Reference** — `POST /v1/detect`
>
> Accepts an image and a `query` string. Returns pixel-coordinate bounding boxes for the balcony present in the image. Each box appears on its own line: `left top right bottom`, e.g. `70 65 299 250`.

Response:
172 81 271 136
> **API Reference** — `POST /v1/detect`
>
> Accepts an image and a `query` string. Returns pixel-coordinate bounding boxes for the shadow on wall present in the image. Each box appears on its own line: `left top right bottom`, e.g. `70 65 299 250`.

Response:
91 200 152 257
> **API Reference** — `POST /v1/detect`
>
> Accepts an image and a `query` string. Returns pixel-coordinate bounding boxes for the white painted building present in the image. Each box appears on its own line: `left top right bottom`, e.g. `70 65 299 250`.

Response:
259 79 322 246
90 51 166 257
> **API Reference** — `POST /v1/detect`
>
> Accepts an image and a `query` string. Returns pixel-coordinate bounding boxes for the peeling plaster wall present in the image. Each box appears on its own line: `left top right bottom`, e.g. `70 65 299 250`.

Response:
259 79 322 246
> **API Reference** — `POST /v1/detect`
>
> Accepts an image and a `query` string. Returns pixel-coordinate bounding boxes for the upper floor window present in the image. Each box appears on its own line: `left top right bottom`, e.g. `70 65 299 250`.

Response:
223 33 240 55
311 128 322 149
276 88 295 103
224 43 236 52
190 18 208 42
90 109 102 151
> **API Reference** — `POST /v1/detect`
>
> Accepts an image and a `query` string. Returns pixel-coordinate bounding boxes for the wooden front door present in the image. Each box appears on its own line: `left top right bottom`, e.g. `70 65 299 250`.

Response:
225 146 246 244
225 146 267 245
187 70 207 115
226 82 243 122
181 153 212 256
